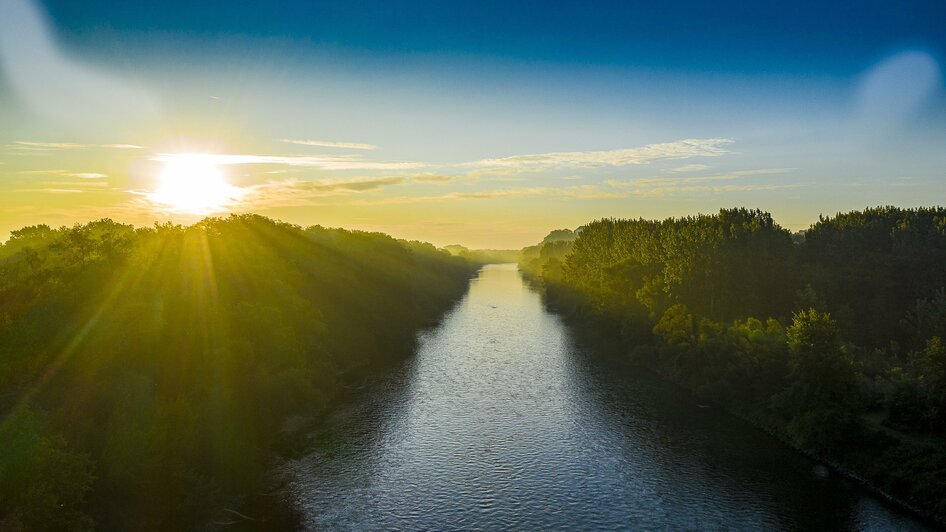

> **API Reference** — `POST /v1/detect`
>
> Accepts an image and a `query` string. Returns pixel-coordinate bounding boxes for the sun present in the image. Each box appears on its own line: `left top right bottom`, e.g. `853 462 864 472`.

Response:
147 155 244 214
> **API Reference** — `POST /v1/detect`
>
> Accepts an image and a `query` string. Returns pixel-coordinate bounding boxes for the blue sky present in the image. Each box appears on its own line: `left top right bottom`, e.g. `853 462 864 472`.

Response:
41 1 946 71
0 0 944 247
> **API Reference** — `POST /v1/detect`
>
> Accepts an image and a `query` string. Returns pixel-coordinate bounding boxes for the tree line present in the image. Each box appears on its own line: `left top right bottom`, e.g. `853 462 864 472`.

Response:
0 214 475 530
520 206 946 523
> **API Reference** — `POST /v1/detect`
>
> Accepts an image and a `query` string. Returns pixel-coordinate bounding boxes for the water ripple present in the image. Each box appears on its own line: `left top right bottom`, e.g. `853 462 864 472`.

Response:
287 264 929 531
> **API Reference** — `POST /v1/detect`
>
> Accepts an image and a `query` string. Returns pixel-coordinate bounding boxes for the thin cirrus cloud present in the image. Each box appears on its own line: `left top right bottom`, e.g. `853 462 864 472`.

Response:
411 174 455 184
238 176 408 209
17 181 109 195
150 153 427 171
277 139 379 151
606 168 794 187
19 188 84 194
204 174 456 211
627 183 800 198
357 167 798 206
355 185 626 206
19 169 108 178
669 164 711 173
463 138 733 170
41 180 108 187
11 141 143 151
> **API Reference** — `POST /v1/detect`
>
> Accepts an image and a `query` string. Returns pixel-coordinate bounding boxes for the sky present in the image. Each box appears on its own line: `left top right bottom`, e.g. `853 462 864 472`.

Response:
0 0 944 248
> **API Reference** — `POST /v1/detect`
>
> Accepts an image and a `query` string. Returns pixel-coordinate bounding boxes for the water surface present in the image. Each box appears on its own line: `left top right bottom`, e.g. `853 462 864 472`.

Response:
288 264 928 530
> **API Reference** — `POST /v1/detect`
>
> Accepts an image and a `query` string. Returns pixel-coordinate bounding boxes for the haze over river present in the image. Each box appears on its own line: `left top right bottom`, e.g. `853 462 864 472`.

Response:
288 264 929 530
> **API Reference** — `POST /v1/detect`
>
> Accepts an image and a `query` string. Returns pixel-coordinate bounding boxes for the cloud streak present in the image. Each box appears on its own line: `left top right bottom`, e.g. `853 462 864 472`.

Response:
278 139 378 151
18 169 109 178
231 176 408 209
669 164 711 173
151 153 427 171
464 138 733 170
19 188 84 194
410 174 455 184
607 167 793 187
11 141 143 151
35 180 109 188
355 185 626 205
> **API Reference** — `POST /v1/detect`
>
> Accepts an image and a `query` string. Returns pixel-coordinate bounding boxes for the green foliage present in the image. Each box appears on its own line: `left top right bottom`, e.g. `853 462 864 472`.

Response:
802 206 946 347
556 209 796 322
907 288 946 348
0 408 94 531
653 304 694 347
890 337 946 435
774 310 859 448
0 215 474 528
519 228 577 280
522 206 946 521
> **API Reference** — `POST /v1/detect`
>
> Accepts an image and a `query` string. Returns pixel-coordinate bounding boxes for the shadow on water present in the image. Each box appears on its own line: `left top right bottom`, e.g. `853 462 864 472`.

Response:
560 321 929 531
284 264 930 531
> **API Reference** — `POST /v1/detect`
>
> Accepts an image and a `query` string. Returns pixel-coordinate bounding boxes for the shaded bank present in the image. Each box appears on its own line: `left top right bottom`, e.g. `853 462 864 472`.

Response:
0 214 476 530
519 207 946 526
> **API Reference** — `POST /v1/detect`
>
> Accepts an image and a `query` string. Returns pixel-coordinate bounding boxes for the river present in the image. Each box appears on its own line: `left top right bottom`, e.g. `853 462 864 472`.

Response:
286 264 929 530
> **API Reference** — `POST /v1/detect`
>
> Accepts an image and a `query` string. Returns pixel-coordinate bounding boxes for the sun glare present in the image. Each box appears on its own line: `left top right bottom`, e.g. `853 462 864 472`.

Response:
147 155 244 214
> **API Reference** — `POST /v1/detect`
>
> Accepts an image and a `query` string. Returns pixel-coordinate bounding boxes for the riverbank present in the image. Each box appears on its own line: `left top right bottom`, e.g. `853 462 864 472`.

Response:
221 291 475 530
539 289 946 529
0 216 481 529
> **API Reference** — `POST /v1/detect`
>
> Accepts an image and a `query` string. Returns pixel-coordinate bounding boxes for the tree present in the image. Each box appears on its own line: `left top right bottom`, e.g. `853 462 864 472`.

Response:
653 304 695 347
777 309 860 450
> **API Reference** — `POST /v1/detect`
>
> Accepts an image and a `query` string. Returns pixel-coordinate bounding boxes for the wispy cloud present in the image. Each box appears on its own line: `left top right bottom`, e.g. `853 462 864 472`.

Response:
277 139 378 151
355 185 624 205
626 183 801 198
730 168 795 176
234 176 408 209
40 180 109 188
18 169 108 178
607 167 793 187
11 141 142 151
151 153 426 171
464 138 733 170
356 188 555 205
19 188 84 194
669 164 711 173
355 166 798 206
411 174 455 184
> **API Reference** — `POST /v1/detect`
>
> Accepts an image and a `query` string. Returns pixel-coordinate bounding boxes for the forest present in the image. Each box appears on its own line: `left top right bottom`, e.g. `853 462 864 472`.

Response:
521 206 946 524
3 207 945 528
0 214 475 530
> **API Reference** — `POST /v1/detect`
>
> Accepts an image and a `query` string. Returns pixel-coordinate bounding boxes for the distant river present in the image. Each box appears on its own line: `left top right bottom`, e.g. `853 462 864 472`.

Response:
287 264 929 530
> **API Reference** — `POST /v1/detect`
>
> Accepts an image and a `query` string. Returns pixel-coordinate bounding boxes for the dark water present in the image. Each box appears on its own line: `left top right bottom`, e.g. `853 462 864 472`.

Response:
287 264 929 530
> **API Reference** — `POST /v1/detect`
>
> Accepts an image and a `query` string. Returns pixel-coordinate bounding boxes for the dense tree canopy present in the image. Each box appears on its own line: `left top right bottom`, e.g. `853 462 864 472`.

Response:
0 214 474 529
522 206 946 523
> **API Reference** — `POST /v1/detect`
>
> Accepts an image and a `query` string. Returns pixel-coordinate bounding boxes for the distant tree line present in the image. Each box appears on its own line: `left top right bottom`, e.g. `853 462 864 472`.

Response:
0 214 475 530
521 206 946 523
443 245 520 264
